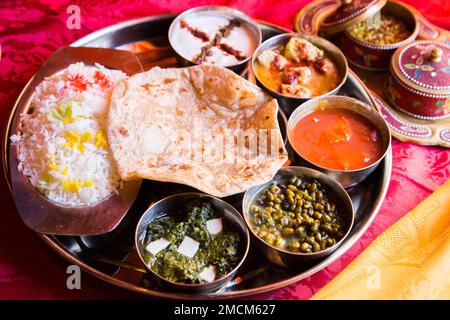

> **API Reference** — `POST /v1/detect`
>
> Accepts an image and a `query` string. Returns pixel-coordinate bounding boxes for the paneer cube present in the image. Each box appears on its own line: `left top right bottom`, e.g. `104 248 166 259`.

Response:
206 218 223 235
177 236 199 258
257 49 288 70
280 84 312 98
285 37 323 62
146 238 170 255
199 265 217 283
282 66 312 85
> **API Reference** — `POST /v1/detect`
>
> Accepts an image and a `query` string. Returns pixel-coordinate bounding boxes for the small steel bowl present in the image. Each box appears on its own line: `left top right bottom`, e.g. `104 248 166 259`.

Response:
242 166 354 267
135 192 250 292
168 6 262 73
251 33 348 116
287 95 391 188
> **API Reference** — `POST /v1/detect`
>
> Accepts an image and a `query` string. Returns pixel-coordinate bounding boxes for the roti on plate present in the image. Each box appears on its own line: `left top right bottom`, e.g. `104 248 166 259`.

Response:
107 64 288 197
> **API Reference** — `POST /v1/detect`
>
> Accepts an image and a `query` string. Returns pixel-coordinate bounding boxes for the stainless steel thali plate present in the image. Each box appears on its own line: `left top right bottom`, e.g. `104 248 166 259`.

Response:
3 14 392 299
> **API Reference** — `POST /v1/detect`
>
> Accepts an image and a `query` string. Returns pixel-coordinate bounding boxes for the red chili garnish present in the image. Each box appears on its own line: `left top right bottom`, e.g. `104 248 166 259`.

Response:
219 43 246 61
93 71 110 89
180 19 210 42
68 74 89 92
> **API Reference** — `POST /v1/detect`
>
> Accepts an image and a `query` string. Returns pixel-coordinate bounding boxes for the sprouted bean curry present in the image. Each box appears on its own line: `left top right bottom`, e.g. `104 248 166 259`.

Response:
254 37 342 98
249 175 344 253
347 13 410 46
142 200 242 284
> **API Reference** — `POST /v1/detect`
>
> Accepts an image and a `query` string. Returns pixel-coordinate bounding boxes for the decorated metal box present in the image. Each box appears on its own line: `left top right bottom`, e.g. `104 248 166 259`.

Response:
385 41 450 120
326 0 419 70
296 0 419 71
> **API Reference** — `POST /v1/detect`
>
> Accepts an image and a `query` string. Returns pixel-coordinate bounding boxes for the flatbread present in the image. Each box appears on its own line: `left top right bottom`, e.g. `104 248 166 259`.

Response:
107 64 288 197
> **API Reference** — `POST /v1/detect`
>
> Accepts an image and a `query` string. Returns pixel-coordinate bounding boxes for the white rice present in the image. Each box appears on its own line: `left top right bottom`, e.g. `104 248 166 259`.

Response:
11 62 127 207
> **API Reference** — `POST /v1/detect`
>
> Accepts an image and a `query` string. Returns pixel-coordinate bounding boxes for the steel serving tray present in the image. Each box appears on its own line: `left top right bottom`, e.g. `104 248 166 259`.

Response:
3 14 392 299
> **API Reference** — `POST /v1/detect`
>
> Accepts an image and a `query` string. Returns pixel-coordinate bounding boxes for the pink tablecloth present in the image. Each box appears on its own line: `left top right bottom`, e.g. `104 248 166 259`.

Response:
0 0 449 299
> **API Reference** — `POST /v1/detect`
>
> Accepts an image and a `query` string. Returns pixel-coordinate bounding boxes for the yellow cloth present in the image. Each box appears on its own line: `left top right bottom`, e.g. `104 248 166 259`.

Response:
312 179 450 300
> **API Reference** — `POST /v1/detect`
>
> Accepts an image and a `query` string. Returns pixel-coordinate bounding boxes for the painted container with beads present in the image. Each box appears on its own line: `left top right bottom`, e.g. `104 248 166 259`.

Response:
385 40 450 120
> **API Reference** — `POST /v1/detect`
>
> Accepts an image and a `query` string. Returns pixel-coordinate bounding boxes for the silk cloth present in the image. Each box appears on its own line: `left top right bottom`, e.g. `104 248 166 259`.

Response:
313 179 450 300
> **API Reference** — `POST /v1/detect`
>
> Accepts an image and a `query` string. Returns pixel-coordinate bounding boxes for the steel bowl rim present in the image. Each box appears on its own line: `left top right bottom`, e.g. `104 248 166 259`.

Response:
287 95 392 174
242 166 355 258
168 5 262 69
250 32 349 100
134 191 251 289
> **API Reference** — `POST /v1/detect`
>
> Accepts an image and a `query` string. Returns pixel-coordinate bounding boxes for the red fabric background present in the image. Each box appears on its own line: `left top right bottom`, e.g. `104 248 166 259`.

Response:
0 0 449 299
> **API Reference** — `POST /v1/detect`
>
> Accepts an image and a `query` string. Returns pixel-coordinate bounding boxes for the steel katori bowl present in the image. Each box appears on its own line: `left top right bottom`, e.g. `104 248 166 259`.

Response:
242 166 354 268
168 5 262 74
135 192 250 292
251 33 348 117
287 95 391 189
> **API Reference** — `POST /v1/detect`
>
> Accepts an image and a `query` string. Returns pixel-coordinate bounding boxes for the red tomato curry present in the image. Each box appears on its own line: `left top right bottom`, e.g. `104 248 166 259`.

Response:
291 107 384 171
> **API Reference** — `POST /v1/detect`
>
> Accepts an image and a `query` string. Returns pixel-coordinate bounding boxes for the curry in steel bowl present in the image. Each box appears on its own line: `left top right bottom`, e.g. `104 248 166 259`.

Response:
248 174 345 254
253 36 343 99
141 199 243 284
289 100 385 171
135 193 250 291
